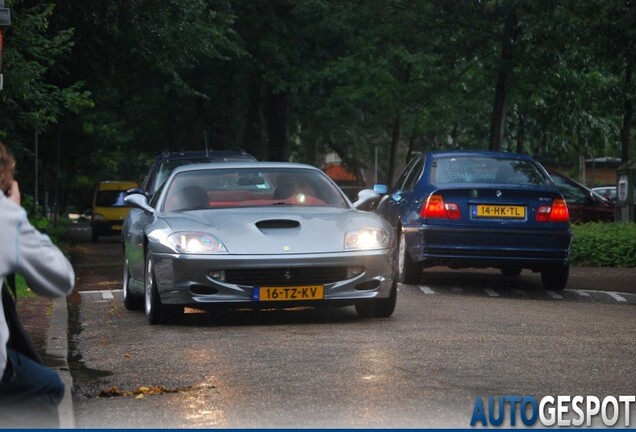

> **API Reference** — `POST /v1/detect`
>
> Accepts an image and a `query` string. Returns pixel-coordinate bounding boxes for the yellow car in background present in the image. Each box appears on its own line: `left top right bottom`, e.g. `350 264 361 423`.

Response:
91 180 138 242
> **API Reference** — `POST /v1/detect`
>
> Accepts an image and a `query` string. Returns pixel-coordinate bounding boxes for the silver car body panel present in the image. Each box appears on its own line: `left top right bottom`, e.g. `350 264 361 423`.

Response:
123 162 395 309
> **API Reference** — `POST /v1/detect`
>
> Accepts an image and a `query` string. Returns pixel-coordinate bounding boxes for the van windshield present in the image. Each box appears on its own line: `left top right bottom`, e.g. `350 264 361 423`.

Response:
95 190 128 207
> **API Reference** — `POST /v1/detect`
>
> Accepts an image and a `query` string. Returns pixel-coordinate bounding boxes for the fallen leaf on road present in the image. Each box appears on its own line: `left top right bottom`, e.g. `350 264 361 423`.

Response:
97 384 210 399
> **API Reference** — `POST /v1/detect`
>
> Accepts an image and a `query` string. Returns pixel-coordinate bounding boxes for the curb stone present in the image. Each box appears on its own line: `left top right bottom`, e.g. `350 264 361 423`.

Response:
46 297 74 428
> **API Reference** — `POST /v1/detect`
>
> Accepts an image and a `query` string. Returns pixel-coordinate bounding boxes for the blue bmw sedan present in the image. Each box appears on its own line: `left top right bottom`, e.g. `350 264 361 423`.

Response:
374 151 572 290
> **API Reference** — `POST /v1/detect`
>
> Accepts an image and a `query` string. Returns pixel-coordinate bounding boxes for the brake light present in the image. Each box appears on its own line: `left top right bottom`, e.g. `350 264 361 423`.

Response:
421 194 461 220
536 198 570 222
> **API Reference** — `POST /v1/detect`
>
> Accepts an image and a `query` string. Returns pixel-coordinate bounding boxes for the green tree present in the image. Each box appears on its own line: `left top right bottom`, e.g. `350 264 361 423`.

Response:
0 2 91 140
0 1 92 214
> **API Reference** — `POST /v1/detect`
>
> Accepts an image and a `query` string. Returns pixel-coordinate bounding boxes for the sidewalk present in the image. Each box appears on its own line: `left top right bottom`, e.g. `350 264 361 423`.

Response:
16 295 73 428
47 296 74 428
21 265 636 428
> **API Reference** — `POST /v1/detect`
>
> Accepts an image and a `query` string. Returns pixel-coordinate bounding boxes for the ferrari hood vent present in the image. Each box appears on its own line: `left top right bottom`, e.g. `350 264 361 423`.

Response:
255 219 300 229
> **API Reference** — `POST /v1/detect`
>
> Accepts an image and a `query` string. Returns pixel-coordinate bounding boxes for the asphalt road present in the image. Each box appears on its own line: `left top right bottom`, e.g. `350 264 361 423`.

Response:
67 225 636 428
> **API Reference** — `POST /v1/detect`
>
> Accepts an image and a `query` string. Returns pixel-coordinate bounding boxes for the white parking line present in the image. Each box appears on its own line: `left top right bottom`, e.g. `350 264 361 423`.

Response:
546 290 563 299
573 289 591 297
605 292 627 302
419 285 435 294
79 290 119 300
484 288 499 297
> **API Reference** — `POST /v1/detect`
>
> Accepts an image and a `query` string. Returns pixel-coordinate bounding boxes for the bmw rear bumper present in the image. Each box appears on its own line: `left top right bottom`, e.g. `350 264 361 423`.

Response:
404 224 571 271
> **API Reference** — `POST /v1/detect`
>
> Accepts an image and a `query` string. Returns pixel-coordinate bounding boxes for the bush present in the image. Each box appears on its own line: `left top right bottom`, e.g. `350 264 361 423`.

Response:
570 222 636 267
15 274 35 298
31 217 71 250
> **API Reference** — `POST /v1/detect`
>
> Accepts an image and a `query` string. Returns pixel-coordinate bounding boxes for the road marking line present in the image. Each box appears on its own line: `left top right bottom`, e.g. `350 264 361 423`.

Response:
484 289 499 297
80 290 120 298
605 292 627 302
572 289 590 297
546 290 563 299
419 285 435 294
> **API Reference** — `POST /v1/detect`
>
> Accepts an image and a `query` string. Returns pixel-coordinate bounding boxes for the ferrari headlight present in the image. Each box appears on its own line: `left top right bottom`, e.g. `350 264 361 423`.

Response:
167 232 227 254
344 228 389 250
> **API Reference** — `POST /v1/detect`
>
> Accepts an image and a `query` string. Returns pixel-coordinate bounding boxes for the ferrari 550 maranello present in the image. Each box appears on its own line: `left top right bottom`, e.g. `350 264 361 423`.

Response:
122 162 396 324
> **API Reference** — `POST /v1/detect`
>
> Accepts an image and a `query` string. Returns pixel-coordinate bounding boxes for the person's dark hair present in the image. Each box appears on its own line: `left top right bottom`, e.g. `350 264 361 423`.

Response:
0 141 16 195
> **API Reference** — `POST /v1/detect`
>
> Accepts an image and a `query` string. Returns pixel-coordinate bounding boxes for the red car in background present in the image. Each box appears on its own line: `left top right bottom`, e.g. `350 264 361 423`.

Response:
548 171 615 223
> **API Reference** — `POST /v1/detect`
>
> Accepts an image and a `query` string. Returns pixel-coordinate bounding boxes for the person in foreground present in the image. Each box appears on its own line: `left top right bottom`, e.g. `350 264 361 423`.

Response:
0 141 75 427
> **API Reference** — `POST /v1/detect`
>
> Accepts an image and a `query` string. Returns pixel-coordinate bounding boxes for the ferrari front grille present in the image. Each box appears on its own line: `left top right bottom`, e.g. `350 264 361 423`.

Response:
224 267 348 286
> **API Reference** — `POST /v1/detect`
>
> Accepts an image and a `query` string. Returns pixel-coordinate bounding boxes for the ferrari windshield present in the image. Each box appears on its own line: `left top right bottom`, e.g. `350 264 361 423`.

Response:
163 167 349 212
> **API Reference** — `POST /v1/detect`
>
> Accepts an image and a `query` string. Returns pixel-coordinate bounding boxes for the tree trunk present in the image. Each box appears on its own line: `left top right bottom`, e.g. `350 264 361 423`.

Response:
489 1 518 152
516 111 525 154
620 57 633 163
405 126 416 164
450 122 459 148
264 91 289 162
242 78 264 160
387 115 401 185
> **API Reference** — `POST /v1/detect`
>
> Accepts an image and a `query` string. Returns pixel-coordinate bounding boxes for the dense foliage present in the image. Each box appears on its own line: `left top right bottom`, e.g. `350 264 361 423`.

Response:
570 222 636 267
0 0 634 212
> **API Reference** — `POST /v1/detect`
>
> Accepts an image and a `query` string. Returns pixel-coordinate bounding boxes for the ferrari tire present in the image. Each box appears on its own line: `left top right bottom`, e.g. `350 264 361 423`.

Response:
144 254 183 324
123 256 143 310
355 279 397 318
144 254 163 325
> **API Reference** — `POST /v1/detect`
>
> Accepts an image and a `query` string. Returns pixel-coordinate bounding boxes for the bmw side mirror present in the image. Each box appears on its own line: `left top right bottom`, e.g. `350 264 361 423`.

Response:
373 184 388 195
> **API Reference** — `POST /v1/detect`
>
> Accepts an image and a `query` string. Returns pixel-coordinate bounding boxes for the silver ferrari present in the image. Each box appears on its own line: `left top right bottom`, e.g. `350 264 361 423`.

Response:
122 162 396 324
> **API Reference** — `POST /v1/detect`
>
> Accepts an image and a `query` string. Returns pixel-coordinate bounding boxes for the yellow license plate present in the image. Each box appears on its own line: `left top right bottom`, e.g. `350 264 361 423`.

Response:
475 205 525 218
255 285 324 302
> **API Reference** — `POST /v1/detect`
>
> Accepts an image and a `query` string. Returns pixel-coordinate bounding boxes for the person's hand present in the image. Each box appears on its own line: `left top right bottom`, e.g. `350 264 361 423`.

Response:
7 180 21 205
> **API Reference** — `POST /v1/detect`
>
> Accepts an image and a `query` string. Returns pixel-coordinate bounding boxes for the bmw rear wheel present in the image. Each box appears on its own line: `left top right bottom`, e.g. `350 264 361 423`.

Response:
501 267 522 277
397 228 422 284
541 263 569 291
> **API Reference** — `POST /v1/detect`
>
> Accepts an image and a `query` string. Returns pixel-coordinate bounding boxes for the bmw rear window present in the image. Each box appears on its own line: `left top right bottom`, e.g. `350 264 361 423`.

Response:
431 157 550 186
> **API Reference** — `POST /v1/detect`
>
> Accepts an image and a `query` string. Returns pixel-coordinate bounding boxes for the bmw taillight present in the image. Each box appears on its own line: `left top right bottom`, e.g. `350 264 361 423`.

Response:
536 198 570 222
421 194 461 220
